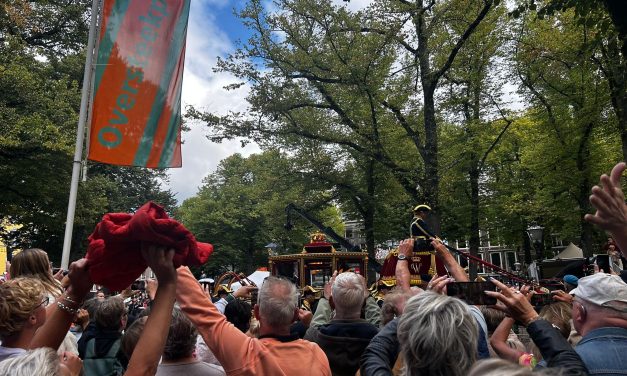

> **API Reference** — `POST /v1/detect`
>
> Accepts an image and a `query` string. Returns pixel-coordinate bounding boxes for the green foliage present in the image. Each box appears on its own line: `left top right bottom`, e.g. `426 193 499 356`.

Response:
2 0 625 269
0 1 177 263
0 37 78 255
178 150 342 275
0 0 91 55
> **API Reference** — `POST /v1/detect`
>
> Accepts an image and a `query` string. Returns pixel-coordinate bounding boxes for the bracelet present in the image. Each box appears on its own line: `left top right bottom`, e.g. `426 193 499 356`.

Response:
57 301 78 315
59 297 81 310
522 315 541 327
62 294 81 305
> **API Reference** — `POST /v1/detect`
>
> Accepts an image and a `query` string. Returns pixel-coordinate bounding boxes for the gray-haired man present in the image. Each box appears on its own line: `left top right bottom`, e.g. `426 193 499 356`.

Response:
570 273 627 375
305 272 380 376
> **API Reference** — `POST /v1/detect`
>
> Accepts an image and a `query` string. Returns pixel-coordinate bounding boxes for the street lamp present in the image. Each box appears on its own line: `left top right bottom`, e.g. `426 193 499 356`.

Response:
526 224 545 260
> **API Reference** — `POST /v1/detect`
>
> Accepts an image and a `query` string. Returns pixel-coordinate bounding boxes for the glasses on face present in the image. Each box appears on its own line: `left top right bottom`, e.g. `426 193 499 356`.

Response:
37 296 50 308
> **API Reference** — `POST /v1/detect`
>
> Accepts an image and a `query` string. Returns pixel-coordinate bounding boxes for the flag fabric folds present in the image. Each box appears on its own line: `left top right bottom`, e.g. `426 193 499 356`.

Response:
88 0 190 168
86 201 213 291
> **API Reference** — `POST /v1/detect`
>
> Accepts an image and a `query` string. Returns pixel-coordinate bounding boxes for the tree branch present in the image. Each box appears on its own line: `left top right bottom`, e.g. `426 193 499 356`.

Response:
431 0 494 82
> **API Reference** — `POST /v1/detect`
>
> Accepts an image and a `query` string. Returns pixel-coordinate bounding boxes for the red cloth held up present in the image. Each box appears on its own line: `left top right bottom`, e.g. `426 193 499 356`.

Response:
86 202 213 291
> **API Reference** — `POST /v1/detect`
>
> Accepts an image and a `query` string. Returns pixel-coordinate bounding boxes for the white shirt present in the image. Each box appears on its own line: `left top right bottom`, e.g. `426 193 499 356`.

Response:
0 346 26 362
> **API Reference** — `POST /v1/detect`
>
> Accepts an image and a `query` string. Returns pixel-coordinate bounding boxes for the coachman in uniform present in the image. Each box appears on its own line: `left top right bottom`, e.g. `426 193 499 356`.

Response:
301 285 319 312
378 204 447 288
369 280 395 307
212 285 232 303
410 204 438 245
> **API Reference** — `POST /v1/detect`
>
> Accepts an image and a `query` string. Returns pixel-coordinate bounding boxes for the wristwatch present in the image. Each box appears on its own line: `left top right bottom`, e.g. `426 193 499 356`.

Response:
398 253 408 261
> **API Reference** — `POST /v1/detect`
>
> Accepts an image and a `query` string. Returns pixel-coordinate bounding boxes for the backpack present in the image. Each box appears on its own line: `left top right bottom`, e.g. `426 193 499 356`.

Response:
82 338 125 376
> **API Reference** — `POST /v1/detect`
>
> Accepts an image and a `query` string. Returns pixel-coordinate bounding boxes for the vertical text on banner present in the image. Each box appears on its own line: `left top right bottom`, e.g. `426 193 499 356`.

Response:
87 0 190 168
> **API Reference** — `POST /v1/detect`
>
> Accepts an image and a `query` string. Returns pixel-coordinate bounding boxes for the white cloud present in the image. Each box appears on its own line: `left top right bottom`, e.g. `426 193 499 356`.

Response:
166 0 372 203
332 0 371 11
166 0 260 203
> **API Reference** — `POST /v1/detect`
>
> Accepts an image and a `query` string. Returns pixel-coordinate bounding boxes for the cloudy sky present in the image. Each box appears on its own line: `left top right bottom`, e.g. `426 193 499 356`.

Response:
168 0 371 203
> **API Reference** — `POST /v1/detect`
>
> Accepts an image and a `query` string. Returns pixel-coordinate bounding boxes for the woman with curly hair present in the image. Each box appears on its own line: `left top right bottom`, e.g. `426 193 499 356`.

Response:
9 249 78 354
0 278 49 361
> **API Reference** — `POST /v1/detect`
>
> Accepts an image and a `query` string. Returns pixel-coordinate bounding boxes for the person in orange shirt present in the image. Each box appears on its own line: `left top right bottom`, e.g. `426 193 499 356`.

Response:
176 267 330 376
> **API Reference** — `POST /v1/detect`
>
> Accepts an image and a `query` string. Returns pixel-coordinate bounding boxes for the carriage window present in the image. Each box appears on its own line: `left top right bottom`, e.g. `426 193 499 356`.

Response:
273 261 299 285
304 260 332 289
506 252 516 270
490 253 502 268
336 259 364 275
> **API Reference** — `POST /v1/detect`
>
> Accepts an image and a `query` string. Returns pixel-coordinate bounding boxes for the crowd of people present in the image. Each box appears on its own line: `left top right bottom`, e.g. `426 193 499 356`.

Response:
0 163 627 375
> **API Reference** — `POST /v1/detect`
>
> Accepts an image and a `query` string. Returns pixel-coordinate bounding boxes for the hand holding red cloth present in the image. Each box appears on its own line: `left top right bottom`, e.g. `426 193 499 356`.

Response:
86 202 213 291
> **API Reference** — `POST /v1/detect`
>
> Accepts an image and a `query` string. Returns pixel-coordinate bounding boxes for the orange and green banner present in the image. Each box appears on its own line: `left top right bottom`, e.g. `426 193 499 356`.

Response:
88 0 190 168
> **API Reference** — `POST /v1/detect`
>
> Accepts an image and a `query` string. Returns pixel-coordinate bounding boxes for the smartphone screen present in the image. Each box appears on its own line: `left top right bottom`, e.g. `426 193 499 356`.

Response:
446 281 497 306
595 254 610 273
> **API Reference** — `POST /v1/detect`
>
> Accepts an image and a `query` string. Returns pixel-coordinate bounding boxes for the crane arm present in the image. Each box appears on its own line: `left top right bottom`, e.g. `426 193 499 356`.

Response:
284 203 361 252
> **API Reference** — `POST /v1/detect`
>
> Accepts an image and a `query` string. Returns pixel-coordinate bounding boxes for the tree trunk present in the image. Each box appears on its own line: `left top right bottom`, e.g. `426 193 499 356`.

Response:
580 217 595 257
601 35 627 161
422 86 440 233
364 159 378 281
468 159 480 281
576 122 594 255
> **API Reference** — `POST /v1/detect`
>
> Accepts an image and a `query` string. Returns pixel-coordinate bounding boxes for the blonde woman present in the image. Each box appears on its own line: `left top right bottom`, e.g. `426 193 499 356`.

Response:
10 249 78 355
0 278 49 361
10 249 64 299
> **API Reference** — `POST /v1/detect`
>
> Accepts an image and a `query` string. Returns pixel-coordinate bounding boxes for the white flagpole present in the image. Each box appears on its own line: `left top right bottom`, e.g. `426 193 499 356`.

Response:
61 0 101 269
81 2 102 184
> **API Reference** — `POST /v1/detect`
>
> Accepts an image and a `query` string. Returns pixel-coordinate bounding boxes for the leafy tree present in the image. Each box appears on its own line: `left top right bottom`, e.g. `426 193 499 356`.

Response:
437 3 512 277
0 38 78 256
505 9 620 254
0 0 91 55
189 0 500 233
178 151 342 275
0 1 177 263
511 0 626 161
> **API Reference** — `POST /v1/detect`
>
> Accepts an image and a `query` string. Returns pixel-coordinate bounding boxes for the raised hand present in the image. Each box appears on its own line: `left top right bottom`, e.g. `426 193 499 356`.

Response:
426 274 454 295
53 268 65 281
145 278 158 300
324 270 338 300
398 238 414 258
140 243 176 283
585 162 627 257
297 308 313 327
126 244 177 376
67 259 92 301
233 285 257 299
485 278 539 326
551 290 573 304
431 238 448 258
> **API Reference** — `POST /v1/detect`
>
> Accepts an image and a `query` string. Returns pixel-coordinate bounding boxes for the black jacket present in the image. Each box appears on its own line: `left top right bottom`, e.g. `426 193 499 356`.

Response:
527 319 588 375
305 319 379 376
77 322 127 368
359 319 399 376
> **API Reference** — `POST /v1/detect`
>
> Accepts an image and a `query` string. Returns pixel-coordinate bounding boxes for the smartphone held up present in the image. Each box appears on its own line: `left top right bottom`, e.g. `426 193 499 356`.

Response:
446 281 497 306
